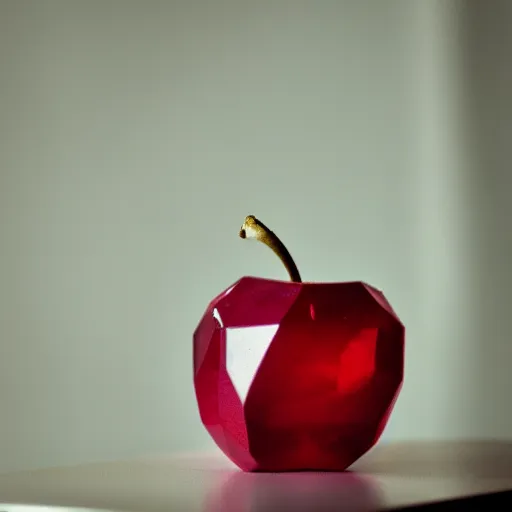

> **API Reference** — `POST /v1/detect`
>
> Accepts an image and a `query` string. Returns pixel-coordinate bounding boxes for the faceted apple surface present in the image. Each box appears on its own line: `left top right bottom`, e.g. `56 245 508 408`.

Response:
193 277 404 472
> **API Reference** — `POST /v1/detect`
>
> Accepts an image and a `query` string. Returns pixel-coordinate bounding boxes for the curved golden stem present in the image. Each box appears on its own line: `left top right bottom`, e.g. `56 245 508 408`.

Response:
239 215 302 283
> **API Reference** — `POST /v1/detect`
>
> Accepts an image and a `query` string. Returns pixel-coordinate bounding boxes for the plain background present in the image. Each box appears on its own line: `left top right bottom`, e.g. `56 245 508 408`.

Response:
1 0 511 473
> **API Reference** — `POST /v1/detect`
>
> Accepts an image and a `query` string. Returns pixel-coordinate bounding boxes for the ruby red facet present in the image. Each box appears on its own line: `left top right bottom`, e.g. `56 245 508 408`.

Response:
193 277 405 472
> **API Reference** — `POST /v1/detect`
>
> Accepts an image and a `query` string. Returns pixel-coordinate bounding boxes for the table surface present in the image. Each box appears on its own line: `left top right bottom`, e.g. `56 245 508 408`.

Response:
1 441 512 511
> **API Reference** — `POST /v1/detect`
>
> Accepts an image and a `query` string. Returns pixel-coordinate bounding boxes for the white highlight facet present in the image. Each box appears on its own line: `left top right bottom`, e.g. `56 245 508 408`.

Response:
226 324 279 403
212 308 223 327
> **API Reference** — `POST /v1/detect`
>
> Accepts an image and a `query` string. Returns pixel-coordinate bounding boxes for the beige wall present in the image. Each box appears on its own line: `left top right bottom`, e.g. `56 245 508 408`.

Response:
0 0 510 473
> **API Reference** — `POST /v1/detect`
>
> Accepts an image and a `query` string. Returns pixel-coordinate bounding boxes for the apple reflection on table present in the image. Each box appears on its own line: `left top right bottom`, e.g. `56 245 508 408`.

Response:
203 469 382 512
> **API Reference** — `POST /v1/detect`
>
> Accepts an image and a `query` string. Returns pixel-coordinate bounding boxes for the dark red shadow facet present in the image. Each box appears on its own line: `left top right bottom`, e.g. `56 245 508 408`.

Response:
193 277 405 472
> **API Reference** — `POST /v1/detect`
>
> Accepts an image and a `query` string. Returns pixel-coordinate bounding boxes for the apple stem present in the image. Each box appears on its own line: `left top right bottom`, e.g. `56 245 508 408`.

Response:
239 215 302 283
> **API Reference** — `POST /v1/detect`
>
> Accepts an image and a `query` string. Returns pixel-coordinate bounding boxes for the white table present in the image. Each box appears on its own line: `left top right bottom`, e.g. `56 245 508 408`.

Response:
1 441 512 511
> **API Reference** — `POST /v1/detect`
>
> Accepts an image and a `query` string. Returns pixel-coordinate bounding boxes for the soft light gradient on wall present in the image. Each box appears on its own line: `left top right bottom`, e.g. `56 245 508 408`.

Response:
1 0 510 473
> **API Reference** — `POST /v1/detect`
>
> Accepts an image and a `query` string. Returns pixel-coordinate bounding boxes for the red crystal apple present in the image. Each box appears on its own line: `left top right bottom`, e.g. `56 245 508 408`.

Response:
193 215 404 472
